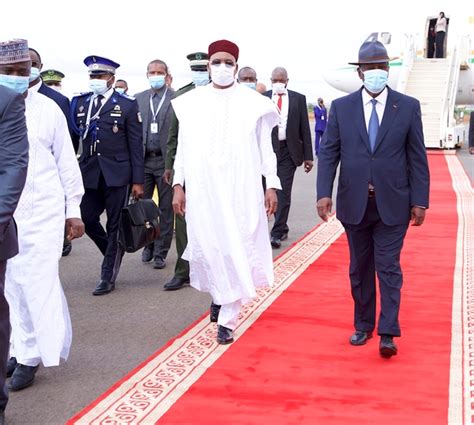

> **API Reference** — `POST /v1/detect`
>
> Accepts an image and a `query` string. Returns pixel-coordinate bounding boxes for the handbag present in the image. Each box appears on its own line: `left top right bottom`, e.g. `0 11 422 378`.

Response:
118 198 160 253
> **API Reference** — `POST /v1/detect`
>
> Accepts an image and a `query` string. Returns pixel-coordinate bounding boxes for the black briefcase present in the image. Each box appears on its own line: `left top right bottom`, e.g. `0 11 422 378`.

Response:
118 199 160 253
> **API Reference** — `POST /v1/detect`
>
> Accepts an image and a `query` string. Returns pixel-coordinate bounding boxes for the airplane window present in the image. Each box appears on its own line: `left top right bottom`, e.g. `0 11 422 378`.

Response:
381 32 392 44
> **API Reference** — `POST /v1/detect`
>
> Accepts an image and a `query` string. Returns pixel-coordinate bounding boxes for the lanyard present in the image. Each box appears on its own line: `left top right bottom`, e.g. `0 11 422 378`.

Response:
149 88 168 123
83 95 108 140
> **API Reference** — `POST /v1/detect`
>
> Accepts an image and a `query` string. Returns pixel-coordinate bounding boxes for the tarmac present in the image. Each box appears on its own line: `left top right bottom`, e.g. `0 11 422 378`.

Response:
5 138 473 425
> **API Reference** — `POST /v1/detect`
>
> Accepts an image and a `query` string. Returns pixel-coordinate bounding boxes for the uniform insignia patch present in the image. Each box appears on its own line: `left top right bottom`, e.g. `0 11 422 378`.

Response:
114 105 121 111
79 105 84 112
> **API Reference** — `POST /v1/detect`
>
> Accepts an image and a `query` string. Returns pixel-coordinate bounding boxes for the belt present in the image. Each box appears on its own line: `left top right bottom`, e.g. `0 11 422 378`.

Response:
368 188 376 198
146 151 162 158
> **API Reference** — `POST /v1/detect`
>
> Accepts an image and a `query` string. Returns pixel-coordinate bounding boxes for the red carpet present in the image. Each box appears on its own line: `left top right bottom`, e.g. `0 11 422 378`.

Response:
69 154 472 424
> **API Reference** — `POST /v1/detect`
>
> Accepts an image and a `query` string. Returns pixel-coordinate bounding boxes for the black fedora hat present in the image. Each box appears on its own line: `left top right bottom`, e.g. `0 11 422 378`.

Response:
348 40 397 65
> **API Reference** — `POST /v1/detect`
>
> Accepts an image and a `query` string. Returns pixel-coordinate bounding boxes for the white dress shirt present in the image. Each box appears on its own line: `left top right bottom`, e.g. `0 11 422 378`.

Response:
361 87 387 131
272 90 289 141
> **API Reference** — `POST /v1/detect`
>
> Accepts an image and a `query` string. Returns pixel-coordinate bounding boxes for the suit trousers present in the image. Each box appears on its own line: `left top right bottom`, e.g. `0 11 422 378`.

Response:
435 31 445 58
271 142 297 239
144 156 173 259
342 197 408 336
0 260 9 412
81 174 128 282
174 213 190 279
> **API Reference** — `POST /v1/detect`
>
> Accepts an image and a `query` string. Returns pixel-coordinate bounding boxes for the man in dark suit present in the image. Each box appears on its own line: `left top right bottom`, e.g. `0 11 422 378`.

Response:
313 97 327 156
135 59 174 270
0 85 29 425
71 55 144 295
317 41 430 358
264 68 313 249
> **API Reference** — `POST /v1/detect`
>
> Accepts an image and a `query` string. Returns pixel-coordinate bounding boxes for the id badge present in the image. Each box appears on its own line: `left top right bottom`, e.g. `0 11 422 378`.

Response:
150 122 158 134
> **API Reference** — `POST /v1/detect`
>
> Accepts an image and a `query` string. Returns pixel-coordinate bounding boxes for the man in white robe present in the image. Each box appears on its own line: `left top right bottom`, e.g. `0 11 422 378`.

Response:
172 39 281 344
0 39 85 391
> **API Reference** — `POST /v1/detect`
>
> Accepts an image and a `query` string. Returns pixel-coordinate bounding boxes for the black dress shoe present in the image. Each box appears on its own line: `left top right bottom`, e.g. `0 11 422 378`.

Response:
0 410 4 425
62 241 72 257
379 335 398 358
153 256 166 269
9 364 39 391
217 325 234 345
210 302 221 322
93 280 115 296
141 246 153 263
163 276 190 291
349 331 373 346
6 357 17 378
270 236 281 249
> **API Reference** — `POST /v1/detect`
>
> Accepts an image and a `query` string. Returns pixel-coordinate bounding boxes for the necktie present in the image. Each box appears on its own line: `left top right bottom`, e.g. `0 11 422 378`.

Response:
277 94 283 111
368 99 379 152
92 95 104 116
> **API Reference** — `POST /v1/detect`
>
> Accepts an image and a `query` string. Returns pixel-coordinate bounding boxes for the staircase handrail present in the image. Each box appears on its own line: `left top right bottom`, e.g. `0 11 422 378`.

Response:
395 33 416 94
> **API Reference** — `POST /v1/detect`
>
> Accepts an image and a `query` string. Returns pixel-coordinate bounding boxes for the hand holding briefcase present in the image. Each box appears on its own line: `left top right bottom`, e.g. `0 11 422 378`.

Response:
118 198 160 253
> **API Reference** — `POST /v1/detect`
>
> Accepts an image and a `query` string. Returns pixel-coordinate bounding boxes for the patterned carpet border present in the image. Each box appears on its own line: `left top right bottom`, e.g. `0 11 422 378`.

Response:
446 155 474 425
69 217 344 424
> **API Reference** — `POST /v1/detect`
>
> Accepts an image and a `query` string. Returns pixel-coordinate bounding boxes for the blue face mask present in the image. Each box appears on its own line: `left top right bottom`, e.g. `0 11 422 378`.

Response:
191 71 209 87
89 78 110 95
29 67 41 83
0 74 29 94
362 69 388 94
241 82 257 90
115 87 126 94
149 75 166 89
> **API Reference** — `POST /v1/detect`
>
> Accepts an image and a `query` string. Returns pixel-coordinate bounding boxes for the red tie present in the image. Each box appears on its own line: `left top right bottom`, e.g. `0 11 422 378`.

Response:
277 94 283 111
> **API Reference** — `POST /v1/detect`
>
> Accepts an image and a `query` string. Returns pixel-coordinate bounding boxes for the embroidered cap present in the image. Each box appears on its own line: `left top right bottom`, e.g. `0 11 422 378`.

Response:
208 39 239 62
0 39 30 65
84 55 120 75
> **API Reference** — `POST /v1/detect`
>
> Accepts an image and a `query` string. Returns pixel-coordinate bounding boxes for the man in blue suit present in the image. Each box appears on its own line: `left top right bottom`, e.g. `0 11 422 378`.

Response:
0 85 29 425
317 41 430 358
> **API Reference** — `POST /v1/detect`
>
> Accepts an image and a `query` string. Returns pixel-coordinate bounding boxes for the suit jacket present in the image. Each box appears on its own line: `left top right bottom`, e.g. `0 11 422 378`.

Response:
71 90 144 189
0 86 29 260
38 82 80 152
263 89 313 165
134 87 173 166
469 111 474 147
317 87 430 226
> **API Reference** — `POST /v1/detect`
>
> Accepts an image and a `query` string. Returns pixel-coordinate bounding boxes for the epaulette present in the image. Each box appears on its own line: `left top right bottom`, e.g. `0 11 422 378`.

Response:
116 92 135 101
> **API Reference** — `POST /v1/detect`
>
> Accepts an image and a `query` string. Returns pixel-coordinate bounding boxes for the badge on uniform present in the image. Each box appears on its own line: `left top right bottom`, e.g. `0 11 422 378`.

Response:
150 122 158 134
79 105 84 113
113 121 119 133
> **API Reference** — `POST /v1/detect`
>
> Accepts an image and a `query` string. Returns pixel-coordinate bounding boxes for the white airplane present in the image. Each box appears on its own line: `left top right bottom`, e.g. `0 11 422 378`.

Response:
323 14 474 148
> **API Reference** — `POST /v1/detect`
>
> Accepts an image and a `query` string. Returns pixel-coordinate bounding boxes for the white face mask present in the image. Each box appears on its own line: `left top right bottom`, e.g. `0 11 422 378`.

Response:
210 64 235 87
89 78 110 95
272 82 287 95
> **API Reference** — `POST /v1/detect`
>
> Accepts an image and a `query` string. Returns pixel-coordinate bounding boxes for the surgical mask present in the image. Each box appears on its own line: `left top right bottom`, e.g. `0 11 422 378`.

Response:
210 64 235 87
272 82 287 95
362 69 388 94
149 75 166 89
29 67 41 83
115 87 126 94
241 82 257 90
89 78 110 95
0 74 29 94
191 71 209 87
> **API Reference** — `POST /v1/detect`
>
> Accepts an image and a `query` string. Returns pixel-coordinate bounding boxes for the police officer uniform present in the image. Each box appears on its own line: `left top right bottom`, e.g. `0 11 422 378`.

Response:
163 52 209 291
71 56 144 295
